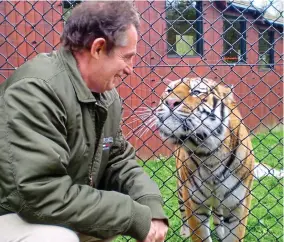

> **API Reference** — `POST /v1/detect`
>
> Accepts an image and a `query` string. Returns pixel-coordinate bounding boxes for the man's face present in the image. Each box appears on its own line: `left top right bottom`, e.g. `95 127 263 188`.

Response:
87 25 138 93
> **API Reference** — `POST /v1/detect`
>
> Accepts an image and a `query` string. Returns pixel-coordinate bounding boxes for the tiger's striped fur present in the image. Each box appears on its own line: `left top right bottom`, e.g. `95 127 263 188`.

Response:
156 77 254 242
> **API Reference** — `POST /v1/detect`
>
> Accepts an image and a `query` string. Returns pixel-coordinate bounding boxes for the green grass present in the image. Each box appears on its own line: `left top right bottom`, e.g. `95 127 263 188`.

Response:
114 128 283 242
251 128 283 170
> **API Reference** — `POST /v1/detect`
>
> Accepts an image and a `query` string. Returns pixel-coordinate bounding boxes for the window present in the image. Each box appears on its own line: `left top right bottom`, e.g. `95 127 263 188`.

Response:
258 30 274 70
166 0 203 57
223 16 246 63
62 1 82 22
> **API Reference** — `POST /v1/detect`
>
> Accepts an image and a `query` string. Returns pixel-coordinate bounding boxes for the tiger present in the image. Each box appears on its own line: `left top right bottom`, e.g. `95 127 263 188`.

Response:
155 77 255 242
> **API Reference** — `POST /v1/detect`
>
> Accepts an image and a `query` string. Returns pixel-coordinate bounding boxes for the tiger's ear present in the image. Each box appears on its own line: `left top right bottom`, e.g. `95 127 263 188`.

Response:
223 84 235 102
163 78 172 85
182 77 190 84
216 84 234 102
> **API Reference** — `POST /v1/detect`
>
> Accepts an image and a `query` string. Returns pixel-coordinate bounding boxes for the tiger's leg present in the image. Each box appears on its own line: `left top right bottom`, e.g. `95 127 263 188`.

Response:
222 192 252 242
176 150 191 238
176 150 212 241
184 197 212 242
239 192 252 239
177 179 190 238
212 207 225 240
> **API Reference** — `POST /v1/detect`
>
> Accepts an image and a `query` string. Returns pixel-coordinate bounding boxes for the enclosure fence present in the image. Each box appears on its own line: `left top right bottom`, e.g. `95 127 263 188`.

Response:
0 0 283 241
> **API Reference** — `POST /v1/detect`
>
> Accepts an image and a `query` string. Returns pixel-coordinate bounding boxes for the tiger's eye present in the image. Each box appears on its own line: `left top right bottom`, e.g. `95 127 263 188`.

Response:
190 90 201 96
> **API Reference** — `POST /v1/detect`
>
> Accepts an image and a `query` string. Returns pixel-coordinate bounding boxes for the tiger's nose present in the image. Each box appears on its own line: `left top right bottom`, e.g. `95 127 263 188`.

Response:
165 98 182 109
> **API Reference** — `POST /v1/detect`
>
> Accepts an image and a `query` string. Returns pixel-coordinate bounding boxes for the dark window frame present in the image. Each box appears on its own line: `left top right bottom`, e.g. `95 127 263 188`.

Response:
222 14 247 64
258 29 275 71
62 1 82 22
165 0 203 58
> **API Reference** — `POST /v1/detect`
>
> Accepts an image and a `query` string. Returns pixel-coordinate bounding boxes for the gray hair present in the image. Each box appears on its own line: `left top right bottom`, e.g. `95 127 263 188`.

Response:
60 1 140 53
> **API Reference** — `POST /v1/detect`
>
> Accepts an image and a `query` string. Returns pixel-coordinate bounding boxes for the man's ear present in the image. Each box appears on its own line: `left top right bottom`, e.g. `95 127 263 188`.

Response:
90 38 106 59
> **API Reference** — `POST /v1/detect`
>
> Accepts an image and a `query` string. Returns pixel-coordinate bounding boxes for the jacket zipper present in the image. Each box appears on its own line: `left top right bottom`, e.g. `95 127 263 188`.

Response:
88 100 97 187
89 173 93 187
88 100 107 187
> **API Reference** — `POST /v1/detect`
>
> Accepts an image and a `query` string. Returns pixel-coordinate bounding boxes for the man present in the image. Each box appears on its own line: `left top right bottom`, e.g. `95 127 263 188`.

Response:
0 1 168 242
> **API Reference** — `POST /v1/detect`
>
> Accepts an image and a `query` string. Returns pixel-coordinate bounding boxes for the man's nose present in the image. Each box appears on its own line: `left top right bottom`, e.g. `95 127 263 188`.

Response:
165 98 182 109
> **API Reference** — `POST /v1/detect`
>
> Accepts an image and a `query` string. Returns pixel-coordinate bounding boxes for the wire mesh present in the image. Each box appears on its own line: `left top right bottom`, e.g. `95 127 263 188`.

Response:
0 1 283 241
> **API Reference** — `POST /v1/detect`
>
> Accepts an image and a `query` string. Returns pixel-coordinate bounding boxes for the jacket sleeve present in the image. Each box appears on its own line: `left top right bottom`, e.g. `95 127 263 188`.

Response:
100 102 168 225
1 78 152 240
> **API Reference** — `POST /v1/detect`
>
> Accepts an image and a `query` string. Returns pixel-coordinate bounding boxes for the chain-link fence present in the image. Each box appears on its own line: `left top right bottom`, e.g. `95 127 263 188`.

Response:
0 0 283 241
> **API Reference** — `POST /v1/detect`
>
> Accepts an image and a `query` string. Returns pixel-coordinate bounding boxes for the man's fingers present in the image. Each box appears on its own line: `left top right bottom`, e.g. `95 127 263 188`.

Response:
142 221 156 242
151 219 168 242
155 230 167 242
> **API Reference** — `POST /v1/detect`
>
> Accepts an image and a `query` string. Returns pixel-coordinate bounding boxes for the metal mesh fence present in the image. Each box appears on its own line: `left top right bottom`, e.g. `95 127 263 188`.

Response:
0 0 283 241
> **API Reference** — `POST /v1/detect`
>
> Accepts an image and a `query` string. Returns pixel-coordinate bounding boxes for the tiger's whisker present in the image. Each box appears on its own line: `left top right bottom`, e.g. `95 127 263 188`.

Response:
132 114 152 121
132 107 153 112
133 106 152 109
124 106 157 139
123 113 151 121
124 118 143 126
131 110 153 115
135 116 156 137
125 121 148 139
134 123 150 137
138 120 157 137
132 115 153 122
125 110 152 116
139 122 156 137
132 113 152 119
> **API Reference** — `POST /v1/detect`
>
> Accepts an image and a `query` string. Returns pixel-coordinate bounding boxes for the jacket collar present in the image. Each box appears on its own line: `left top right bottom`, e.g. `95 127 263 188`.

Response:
58 47 96 103
58 47 119 108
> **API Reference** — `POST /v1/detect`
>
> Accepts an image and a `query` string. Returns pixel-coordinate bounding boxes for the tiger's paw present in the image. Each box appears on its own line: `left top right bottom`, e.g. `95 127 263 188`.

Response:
180 224 190 238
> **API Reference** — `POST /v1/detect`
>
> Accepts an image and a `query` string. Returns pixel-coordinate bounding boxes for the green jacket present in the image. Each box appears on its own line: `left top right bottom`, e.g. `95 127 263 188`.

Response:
0 48 167 240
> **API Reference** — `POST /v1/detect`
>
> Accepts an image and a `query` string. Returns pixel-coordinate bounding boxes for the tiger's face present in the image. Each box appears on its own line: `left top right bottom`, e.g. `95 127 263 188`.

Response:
155 77 234 151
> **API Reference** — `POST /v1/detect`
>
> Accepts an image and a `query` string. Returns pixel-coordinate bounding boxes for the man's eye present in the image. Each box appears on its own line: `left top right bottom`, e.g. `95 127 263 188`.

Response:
124 55 133 61
190 90 201 96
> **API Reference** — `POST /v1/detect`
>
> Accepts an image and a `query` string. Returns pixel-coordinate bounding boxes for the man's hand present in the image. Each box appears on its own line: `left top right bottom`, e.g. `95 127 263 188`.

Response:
152 219 168 242
138 221 156 242
138 219 168 242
